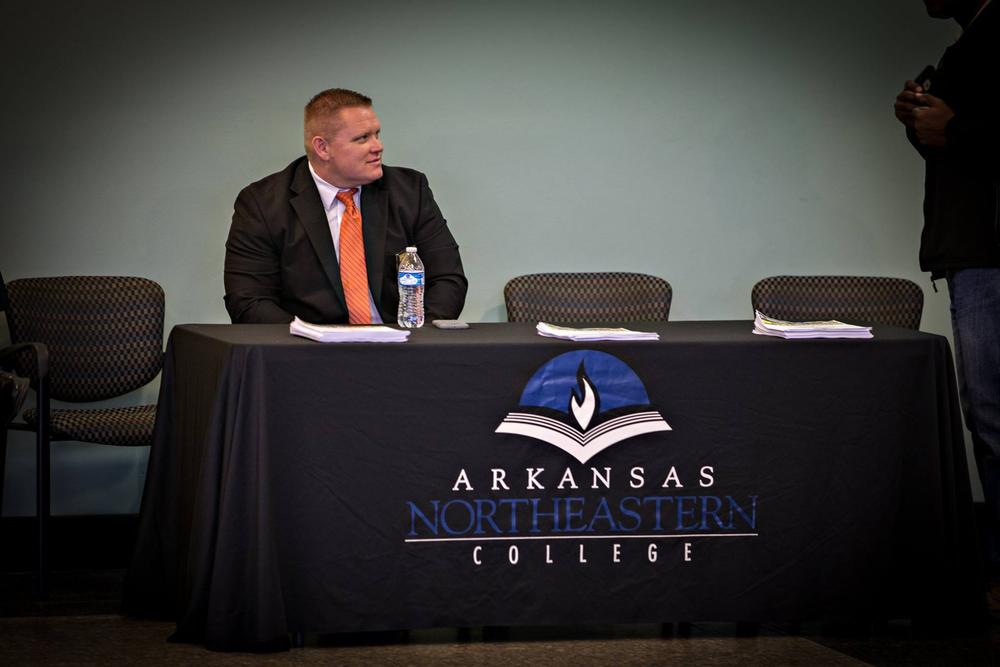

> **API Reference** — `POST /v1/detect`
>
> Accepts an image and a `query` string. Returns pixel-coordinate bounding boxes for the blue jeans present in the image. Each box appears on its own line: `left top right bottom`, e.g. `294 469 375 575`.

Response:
948 268 1000 571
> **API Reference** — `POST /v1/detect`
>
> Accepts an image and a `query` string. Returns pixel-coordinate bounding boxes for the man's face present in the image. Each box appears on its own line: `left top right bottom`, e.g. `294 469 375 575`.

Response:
316 105 384 188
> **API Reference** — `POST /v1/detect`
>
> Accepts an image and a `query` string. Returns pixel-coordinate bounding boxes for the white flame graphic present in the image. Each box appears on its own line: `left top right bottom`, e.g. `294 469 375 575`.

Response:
570 374 597 431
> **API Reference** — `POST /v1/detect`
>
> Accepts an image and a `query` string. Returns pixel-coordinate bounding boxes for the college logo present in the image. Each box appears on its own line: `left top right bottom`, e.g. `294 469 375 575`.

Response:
496 350 670 463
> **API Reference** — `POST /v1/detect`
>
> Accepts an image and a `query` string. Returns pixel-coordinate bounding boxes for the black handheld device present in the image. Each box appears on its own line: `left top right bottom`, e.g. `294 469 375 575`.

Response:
915 65 936 91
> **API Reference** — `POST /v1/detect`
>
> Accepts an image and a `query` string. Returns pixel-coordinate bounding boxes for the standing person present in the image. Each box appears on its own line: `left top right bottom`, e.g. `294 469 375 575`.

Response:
894 0 1000 579
224 88 468 325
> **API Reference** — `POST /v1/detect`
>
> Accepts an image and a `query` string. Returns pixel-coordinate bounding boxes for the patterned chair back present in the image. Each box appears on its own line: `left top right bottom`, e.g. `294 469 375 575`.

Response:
5 276 164 402
751 275 923 330
504 272 672 324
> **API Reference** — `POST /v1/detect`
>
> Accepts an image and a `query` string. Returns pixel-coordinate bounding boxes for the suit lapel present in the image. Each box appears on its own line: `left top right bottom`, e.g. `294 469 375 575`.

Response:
360 181 389 313
290 161 348 313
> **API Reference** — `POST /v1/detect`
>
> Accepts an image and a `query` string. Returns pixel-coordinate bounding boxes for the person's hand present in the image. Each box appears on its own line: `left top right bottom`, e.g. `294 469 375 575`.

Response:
894 80 924 127
912 94 955 147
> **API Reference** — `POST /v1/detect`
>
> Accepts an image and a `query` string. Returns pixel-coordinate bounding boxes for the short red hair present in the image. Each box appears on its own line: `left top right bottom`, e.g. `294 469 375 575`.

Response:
304 88 373 155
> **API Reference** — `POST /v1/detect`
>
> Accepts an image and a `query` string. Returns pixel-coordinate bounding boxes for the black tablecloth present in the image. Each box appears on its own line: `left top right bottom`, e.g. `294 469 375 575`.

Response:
124 321 982 650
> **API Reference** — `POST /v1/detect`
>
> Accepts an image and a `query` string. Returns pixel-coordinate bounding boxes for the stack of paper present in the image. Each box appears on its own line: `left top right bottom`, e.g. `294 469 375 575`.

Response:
752 311 872 339
290 317 411 343
536 321 659 342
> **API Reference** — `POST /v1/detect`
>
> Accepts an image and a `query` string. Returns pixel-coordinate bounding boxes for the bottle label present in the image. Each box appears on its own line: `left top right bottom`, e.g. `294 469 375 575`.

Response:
399 271 424 287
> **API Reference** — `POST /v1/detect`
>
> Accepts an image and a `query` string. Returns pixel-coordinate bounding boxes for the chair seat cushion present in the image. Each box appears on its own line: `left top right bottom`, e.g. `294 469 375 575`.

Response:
22 404 156 446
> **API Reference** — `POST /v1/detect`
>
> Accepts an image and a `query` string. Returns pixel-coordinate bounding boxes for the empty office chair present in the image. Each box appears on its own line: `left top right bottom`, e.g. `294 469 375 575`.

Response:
4 275 164 594
751 275 923 330
504 272 672 324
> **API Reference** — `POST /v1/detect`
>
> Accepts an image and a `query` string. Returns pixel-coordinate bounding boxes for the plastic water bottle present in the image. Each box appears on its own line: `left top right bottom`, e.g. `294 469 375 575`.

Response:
397 246 425 328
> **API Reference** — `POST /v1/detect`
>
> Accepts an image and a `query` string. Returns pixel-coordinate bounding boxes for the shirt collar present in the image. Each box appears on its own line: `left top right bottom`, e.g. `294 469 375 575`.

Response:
307 161 360 212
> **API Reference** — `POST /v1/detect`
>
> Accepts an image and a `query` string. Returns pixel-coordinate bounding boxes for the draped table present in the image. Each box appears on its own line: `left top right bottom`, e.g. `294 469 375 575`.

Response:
124 322 982 650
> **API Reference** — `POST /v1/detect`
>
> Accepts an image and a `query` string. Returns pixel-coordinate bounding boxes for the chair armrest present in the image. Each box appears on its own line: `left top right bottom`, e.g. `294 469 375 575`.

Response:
0 342 50 385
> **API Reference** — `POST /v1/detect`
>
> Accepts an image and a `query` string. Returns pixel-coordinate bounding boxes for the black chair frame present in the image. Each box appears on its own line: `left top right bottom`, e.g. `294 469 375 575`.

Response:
0 342 51 595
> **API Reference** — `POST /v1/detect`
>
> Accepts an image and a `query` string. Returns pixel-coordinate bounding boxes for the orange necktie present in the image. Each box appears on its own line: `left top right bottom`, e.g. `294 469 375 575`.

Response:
336 189 372 324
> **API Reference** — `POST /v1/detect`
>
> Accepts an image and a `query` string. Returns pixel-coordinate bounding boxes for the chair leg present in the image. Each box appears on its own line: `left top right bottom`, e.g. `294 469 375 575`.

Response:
0 428 7 518
36 376 50 598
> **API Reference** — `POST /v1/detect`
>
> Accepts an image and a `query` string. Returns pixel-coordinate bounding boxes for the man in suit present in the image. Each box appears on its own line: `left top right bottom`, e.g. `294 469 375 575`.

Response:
894 0 1000 581
224 88 467 324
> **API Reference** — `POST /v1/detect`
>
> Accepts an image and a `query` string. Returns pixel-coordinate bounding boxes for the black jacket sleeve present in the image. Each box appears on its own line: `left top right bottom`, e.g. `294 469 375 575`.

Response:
411 173 468 321
223 186 295 324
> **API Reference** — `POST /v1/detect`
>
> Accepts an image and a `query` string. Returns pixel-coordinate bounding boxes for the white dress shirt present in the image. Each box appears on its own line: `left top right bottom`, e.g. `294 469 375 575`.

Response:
308 162 383 323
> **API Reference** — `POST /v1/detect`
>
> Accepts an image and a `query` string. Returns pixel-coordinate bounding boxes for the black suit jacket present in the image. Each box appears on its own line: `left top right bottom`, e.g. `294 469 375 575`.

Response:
224 157 467 324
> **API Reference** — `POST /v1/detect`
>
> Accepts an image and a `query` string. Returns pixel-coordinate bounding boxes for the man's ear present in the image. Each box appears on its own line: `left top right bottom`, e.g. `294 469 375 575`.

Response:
310 135 329 160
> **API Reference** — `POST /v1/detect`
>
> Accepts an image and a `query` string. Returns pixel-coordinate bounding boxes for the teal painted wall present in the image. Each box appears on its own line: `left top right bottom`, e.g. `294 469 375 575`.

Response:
0 1 969 515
